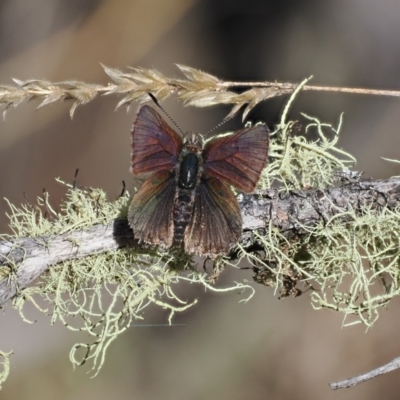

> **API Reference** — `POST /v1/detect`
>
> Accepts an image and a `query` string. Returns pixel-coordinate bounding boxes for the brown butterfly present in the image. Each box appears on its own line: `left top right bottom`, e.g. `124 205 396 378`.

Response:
128 105 269 256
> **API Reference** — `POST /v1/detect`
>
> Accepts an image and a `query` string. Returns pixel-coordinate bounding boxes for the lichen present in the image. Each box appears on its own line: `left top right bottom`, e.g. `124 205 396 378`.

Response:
3 180 129 239
308 205 400 327
0 350 11 390
236 81 400 328
260 78 356 191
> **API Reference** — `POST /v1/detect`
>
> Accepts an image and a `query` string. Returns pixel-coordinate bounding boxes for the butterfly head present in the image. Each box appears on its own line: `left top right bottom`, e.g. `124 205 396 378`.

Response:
183 132 203 153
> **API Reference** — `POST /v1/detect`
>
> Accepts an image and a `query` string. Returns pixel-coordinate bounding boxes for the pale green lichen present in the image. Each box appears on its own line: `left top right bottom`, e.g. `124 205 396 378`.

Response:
259 78 356 191
243 201 400 327
3 179 129 239
236 81 400 328
307 205 400 327
0 350 11 390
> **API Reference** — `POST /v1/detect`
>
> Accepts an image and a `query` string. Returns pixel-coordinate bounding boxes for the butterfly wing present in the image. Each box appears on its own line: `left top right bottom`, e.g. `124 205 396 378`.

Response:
128 170 176 248
202 125 269 193
131 105 183 175
184 176 242 255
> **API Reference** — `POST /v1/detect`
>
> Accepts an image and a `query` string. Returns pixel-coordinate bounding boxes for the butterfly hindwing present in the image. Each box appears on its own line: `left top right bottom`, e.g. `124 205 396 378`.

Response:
128 170 176 248
184 176 242 255
202 125 269 193
131 106 183 175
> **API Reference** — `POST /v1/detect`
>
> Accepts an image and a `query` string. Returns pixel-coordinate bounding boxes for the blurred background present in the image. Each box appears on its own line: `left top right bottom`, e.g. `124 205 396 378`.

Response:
1 0 400 399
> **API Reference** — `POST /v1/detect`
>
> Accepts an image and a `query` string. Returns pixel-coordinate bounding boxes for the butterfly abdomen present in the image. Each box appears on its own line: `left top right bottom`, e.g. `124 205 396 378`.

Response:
173 189 196 246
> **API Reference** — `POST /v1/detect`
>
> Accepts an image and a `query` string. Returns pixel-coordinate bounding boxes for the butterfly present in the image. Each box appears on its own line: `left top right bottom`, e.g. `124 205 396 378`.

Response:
128 105 269 256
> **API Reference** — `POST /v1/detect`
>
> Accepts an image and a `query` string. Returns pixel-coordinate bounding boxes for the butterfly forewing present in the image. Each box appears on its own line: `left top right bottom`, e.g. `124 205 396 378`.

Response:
202 125 269 193
128 170 176 248
131 106 183 175
184 176 242 255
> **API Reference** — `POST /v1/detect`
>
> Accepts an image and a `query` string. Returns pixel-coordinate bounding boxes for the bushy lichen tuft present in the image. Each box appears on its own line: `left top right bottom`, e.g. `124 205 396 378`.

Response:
260 78 356 191
308 205 400 327
4 179 129 239
235 80 400 327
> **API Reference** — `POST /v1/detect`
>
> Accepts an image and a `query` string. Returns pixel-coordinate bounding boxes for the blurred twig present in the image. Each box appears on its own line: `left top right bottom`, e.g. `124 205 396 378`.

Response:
330 356 400 389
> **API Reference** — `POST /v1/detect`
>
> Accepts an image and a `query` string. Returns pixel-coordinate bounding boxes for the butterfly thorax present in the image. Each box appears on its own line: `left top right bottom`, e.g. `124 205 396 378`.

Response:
173 132 204 247
177 132 203 189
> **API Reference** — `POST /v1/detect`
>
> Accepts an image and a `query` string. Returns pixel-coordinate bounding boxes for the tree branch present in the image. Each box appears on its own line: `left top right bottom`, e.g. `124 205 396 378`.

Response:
1 176 399 307
240 176 400 234
0 219 134 306
330 356 400 389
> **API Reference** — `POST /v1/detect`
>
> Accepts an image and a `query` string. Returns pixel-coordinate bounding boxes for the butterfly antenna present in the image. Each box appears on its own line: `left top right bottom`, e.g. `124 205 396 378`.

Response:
148 93 185 136
204 107 242 138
